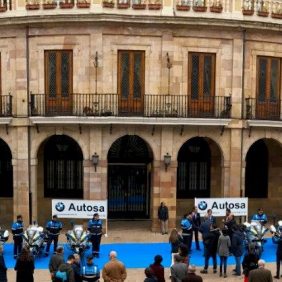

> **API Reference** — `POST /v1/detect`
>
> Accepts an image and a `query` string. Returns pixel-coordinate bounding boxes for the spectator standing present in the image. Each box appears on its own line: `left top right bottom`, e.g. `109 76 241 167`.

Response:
87 213 103 258
14 247 35 282
57 254 76 282
242 243 259 282
72 253 82 282
248 259 273 282
252 208 267 225
11 215 24 259
206 209 216 225
170 254 188 282
0 245 7 282
144 267 157 282
158 202 169 235
48 246 65 282
102 251 127 282
231 224 244 276
272 226 282 279
191 206 201 251
178 244 189 265
199 216 212 250
45 215 63 256
200 224 220 274
181 214 193 253
149 255 165 282
217 228 231 278
222 209 236 240
182 265 203 282
81 255 100 282
169 229 183 265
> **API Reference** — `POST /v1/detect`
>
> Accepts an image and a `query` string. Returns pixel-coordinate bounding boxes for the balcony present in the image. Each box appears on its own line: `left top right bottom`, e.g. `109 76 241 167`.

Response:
245 97 282 121
30 93 231 120
0 95 13 117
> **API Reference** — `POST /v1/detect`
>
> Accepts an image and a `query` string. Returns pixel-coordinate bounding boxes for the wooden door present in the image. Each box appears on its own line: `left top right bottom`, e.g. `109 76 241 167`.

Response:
45 50 73 115
118 50 145 116
256 56 281 120
188 53 215 117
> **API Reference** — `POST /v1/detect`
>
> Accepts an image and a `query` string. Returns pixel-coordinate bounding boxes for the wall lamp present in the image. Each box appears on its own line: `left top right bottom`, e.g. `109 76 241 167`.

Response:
164 152 171 171
92 152 99 172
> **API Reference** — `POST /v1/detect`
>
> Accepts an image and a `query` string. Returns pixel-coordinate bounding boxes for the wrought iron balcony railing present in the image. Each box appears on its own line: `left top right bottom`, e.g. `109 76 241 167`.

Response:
0 94 13 117
30 93 232 119
245 97 282 120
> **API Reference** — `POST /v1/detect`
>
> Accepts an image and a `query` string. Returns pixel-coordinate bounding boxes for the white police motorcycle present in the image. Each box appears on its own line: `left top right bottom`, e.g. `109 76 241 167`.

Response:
23 223 47 257
0 227 9 246
66 224 90 255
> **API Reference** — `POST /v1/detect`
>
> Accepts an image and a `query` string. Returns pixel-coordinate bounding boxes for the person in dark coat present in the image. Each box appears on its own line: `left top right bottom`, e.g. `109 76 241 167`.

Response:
0 245 7 282
49 246 65 281
169 229 183 265
182 265 203 282
144 267 157 282
200 224 220 274
191 206 201 250
72 253 82 282
242 243 259 282
231 224 245 276
149 255 165 282
272 226 282 279
248 259 273 282
170 254 188 282
14 247 35 282
222 209 236 239
158 202 169 235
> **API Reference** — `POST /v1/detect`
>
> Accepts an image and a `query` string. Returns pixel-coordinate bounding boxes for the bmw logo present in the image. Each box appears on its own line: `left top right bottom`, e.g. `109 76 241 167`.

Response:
55 202 65 212
198 201 208 211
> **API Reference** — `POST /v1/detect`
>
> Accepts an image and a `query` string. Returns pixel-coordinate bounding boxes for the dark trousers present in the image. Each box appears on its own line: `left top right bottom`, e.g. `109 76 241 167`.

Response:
276 255 282 276
182 233 192 252
220 256 228 274
193 228 200 250
46 235 59 254
13 236 23 257
204 249 217 270
90 234 102 254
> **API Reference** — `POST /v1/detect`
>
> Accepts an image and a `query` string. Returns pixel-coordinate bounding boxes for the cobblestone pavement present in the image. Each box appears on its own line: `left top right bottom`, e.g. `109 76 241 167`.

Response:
6 221 279 281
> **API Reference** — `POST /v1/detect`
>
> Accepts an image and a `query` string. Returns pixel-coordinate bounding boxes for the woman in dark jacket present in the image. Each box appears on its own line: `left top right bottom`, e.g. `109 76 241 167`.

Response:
15 247 35 282
169 229 183 265
0 245 7 282
149 255 165 282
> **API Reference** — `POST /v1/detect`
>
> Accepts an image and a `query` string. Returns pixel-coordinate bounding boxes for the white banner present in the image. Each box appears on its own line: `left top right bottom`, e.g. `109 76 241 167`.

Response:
52 199 107 219
194 198 248 217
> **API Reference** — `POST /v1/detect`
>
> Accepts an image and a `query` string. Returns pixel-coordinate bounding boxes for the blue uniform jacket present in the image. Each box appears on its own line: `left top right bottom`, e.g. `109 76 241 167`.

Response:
11 221 24 237
87 219 102 235
46 220 63 235
252 213 267 223
181 218 192 234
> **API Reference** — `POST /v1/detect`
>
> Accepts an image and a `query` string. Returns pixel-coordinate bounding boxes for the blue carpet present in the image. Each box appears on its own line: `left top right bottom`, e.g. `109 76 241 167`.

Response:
3 239 276 269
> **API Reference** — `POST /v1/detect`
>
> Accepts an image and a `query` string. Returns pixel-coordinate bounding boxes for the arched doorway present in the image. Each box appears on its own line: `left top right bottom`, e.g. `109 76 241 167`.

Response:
44 135 83 198
245 139 268 198
0 139 13 197
107 135 153 219
177 137 211 198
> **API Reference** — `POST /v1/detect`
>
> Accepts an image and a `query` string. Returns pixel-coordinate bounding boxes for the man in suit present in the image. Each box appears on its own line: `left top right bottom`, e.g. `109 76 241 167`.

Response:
248 259 273 282
191 206 201 250
170 254 188 282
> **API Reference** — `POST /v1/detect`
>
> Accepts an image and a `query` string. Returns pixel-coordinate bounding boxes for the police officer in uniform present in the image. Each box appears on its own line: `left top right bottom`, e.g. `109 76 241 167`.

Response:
252 208 268 225
181 213 193 253
45 214 63 256
88 213 103 258
11 215 24 259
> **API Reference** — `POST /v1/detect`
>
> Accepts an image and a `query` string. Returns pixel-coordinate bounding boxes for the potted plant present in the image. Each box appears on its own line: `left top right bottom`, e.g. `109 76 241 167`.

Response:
271 12 282 19
210 3 222 13
60 0 74 8
103 0 114 7
176 2 190 11
0 4 7 12
257 5 269 17
193 1 207 12
132 1 146 9
43 1 57 9
77 0 90 7
26 2 40 10
117 0 130 8
148 1 161 10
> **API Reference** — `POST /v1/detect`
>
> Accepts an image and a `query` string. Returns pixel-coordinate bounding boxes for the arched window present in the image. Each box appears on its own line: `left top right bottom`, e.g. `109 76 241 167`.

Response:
177 137 211 198
0 139 13 197
44 135 83 198
245 140 268 198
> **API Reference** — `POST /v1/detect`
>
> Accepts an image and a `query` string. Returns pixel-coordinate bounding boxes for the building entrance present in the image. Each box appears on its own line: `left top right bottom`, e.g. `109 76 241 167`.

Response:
107 135 152 219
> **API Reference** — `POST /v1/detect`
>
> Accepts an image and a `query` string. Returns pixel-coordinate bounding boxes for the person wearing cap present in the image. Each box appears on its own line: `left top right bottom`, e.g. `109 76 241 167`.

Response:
81 255 100 282
252 208 268 225
45 214 63 256
182 265 203 282
11 214 24 259
87 213 103 258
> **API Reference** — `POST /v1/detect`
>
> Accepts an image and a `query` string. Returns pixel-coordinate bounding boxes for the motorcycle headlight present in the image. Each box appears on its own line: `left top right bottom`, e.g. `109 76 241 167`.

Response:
75 230 82 240
27 230 35 239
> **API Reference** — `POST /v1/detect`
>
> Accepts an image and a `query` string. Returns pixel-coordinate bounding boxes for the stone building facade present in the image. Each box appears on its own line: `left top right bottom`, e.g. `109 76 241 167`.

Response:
0 0 281 230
